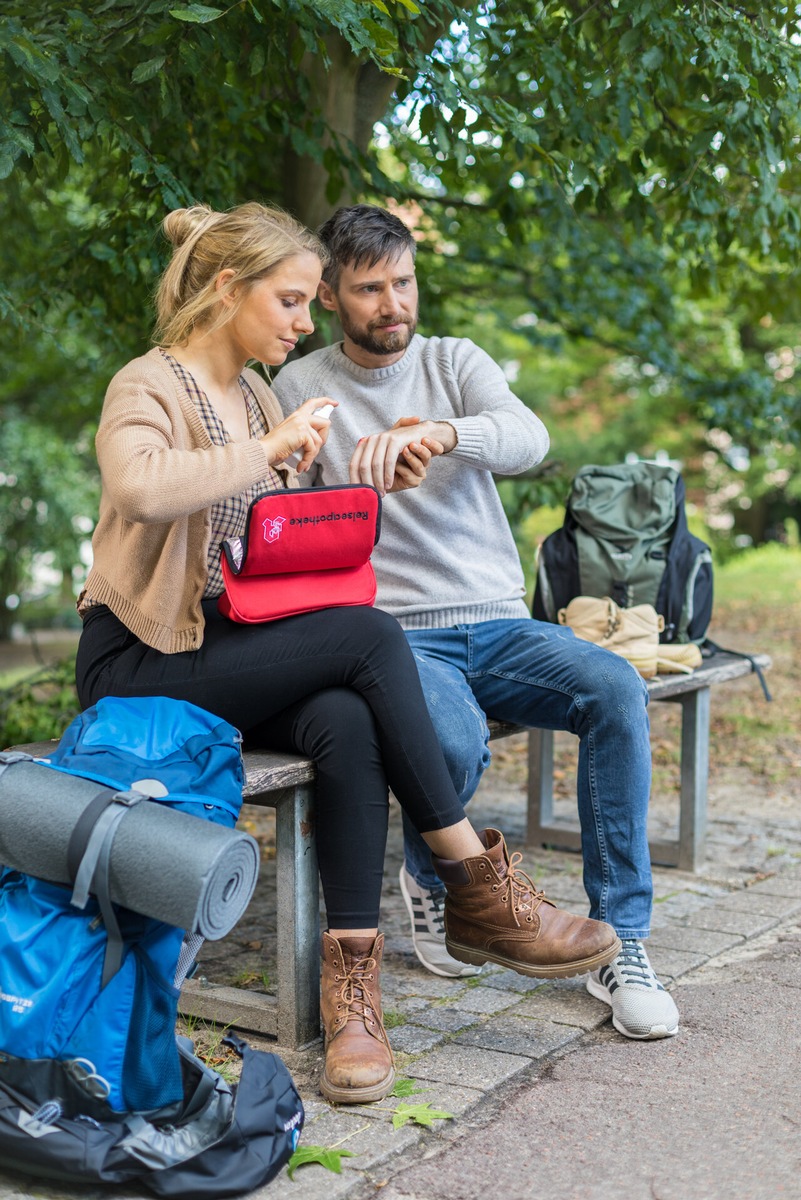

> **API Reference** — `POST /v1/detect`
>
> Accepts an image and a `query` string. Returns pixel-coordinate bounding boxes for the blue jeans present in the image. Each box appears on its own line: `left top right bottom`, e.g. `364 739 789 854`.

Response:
402 620 653 939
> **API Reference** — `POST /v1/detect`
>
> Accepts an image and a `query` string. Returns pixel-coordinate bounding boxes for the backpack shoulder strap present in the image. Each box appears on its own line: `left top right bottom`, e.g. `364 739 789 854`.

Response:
67 788 147 987
702 639 773 702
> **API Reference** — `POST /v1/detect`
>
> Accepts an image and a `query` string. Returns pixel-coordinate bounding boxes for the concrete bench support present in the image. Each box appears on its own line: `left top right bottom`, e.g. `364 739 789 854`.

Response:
179 754 321 1048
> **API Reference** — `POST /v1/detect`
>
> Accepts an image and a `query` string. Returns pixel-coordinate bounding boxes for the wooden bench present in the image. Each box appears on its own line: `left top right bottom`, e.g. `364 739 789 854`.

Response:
528 648 772 873
12 647 770 1049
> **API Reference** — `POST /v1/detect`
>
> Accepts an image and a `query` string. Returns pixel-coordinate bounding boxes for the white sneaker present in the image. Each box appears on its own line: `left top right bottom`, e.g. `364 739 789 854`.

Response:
587 939 679 1039
399 864 482 979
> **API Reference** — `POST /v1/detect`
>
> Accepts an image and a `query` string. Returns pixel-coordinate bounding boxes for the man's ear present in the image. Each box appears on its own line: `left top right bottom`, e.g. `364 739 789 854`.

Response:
317 279 338 312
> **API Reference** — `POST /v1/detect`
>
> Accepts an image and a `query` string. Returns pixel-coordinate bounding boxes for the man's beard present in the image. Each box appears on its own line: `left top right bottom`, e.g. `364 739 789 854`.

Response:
340 311 418 356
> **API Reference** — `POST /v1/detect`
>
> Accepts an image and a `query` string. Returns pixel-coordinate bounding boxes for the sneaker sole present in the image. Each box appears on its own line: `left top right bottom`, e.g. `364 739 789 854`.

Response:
586 975 680 1039
446 935 622 979
320 1064 396 1105
398 868 482 979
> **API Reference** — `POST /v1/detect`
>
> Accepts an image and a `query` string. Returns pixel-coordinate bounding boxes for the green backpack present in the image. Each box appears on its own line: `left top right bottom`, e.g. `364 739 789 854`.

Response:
532 462 714 644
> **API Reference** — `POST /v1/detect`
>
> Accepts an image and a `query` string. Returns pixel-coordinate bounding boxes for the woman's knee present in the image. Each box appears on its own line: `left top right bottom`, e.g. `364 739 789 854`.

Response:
331 604 413 662
292 687 380 759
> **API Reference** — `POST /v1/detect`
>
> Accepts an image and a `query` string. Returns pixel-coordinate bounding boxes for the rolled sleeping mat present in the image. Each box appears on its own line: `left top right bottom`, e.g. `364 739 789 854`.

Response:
0 760 259 939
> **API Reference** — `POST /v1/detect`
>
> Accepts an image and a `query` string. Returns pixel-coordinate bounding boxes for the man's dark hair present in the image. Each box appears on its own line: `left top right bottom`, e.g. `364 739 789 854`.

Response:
317 205 416 291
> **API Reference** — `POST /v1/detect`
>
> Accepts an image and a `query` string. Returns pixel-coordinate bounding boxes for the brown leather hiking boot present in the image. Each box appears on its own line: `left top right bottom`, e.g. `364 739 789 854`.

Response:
319 932 395 1104
433 829 621 978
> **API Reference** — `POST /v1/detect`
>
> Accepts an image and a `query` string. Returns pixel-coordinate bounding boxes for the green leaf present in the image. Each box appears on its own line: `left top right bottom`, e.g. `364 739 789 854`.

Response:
132 57 166 84
286 1146 356 1181
394 0 420 11
391 1102 454 1129
359 17 398 55
390 1077 428 1097
169 5 225 24
641 46 663 72
2 121 35 156
249 44 265 76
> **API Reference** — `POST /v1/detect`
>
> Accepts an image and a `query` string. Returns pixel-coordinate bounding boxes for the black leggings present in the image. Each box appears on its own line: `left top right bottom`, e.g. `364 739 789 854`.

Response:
75 602 465 928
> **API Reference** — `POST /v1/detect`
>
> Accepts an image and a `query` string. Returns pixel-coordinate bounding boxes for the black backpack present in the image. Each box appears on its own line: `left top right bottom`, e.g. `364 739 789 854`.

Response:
532 462 713 644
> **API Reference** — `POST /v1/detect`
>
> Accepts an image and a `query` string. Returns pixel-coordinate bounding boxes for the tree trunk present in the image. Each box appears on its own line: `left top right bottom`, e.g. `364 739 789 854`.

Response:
281 35 398 230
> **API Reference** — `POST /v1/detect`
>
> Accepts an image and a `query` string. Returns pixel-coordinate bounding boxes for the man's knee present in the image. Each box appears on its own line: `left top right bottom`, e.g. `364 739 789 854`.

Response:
571 646 650 736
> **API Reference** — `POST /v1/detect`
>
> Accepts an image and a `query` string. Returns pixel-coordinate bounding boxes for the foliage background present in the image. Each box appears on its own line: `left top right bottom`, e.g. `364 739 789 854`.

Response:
1 0 800 642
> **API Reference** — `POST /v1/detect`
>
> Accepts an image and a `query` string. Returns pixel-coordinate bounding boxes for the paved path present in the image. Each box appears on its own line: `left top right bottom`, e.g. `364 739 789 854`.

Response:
0 833 799 1199
376 919 801 1200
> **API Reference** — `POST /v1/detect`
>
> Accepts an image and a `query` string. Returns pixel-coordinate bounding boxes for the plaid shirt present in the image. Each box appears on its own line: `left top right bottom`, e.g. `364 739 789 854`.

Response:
160 350 286 597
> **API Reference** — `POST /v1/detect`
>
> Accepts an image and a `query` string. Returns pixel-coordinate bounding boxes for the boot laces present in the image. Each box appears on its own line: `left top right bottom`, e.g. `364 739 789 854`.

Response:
500 852 552 926
339 952 380 1025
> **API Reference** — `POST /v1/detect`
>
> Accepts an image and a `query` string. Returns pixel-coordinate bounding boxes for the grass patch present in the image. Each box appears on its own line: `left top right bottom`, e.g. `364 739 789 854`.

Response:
715 543 801 610
229 967 271 991
177 1014 241 1084
383 1009 406 1029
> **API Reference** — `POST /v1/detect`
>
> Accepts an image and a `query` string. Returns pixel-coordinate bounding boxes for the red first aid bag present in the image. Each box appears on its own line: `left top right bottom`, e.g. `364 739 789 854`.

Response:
218 485 382 623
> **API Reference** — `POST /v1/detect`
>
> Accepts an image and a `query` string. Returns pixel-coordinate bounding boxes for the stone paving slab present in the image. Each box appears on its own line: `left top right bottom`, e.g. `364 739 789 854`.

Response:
356 1079 487 1121
479 968 550 995
643 945 710 980
397 1000 483 1033
261 1111 419 1200
453 1014 579 1058
646 923 745 955
735 871 801 898
683 905 782 937
705 892 801 918
404 1042 534 1090
448 984 521 1015
649 889 725 919
384 1024 445 1054
514 983 609 1030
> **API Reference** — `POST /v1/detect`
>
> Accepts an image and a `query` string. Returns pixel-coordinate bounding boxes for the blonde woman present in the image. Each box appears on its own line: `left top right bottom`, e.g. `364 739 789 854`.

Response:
76 202 620 1105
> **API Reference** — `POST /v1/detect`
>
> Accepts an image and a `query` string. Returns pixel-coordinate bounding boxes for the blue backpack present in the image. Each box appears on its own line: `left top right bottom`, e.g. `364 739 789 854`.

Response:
0 696 303 1195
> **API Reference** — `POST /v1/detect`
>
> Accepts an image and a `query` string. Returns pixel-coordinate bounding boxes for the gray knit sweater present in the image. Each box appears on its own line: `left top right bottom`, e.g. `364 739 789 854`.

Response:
271 335 550 628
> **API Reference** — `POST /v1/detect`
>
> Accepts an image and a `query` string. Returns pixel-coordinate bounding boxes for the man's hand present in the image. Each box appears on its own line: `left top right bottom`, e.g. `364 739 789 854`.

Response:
388 435 445 493
349 415 456 495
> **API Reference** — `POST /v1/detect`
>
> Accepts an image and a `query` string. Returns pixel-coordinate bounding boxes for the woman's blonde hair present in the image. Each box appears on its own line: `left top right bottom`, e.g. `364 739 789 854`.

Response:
153 202 327 346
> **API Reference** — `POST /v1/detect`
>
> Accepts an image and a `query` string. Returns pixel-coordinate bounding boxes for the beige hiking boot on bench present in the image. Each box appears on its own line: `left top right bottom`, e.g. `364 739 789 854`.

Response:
433 829 621 978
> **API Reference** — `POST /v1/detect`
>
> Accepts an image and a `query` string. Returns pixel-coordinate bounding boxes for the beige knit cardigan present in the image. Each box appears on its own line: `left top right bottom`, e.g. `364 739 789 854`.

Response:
81 347 297 654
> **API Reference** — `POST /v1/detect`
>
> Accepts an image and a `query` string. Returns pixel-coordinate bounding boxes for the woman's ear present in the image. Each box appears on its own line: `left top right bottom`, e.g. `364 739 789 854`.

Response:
317 279 338 313
215 268 238 306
